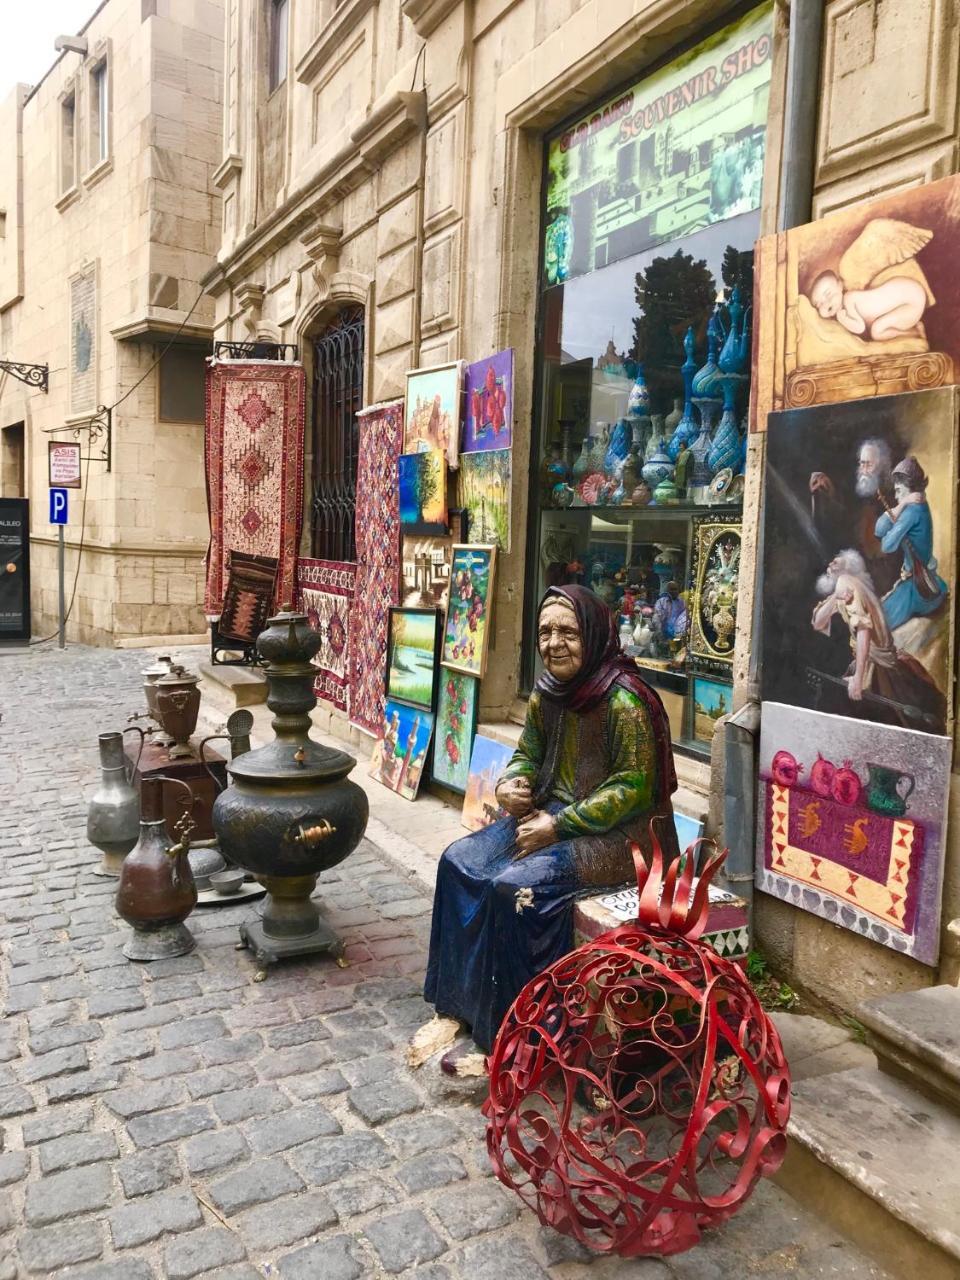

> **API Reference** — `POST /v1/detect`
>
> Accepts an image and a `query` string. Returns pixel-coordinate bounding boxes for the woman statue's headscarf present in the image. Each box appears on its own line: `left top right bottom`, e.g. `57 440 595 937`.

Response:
534 585 677 801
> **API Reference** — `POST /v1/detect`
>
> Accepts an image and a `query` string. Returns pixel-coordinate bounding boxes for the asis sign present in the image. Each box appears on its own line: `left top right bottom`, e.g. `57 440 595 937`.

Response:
48 441 82 489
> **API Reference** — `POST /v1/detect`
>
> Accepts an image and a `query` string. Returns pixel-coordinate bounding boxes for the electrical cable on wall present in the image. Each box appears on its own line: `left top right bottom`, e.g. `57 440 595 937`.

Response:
30 286 207 645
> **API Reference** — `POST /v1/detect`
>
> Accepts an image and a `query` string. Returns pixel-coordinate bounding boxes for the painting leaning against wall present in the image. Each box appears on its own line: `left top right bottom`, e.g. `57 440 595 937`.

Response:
458 449 511 551
430 671 479 793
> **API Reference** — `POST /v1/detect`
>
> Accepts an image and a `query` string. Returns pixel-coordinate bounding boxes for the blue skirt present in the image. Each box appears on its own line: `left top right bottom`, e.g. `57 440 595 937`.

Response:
424 802 598 1052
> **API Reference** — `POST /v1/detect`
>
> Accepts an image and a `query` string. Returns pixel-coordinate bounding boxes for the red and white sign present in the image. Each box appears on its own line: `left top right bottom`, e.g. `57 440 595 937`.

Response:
48 441 82 489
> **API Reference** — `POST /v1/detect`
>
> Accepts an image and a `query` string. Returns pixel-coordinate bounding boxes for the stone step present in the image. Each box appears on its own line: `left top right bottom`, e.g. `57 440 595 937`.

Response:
858 984 960 1113
778 1065 960 1280
199 661 268 708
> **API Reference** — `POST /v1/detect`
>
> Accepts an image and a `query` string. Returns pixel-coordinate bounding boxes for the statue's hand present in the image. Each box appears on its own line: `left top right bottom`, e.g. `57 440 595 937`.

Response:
496 777 534 818
514 811 557 858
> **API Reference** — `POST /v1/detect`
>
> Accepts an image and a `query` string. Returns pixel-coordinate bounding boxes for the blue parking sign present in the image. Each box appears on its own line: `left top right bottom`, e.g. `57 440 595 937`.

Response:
49 488 68 524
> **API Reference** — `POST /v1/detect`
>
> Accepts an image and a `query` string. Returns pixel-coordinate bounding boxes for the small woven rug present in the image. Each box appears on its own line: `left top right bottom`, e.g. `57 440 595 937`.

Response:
349 399 403 735
204 361 305 616
296 558 358 713
219 551 279 643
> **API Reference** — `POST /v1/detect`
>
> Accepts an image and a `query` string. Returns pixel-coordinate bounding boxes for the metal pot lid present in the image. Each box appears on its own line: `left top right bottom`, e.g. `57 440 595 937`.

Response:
142 656 175 677
225 737 356 783
157 665 199 686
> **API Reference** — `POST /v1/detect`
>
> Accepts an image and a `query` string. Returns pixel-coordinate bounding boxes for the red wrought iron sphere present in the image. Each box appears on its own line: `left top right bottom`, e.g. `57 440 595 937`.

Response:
484 840 791 1258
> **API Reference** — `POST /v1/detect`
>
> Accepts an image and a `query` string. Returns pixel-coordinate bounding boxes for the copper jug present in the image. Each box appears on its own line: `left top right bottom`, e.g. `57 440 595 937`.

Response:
116 777 198 960
155 665 201 759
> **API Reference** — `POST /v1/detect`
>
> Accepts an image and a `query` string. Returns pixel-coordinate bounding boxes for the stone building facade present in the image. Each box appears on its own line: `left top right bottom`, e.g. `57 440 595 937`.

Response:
0 0 224 644
207 0 960 1011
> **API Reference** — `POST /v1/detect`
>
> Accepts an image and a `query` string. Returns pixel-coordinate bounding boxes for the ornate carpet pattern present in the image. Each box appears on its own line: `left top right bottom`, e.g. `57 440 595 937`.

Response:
296 558 358 713
349 400 403 735
219 551 279 644
204 361 305 616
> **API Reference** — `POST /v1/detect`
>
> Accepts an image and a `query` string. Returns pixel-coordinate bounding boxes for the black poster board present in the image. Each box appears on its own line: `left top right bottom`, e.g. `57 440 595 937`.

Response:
0 498 30 643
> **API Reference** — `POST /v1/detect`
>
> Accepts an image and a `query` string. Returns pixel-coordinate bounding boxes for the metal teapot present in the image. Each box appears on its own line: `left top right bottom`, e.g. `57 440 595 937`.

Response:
87 728 145 877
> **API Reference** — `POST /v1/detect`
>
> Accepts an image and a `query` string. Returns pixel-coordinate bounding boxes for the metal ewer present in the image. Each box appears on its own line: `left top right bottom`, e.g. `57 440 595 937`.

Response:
87 727 145 877
212 610 369 980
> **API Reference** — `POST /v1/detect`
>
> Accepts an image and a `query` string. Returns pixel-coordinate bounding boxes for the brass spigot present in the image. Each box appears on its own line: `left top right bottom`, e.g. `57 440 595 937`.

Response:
293 820 336 847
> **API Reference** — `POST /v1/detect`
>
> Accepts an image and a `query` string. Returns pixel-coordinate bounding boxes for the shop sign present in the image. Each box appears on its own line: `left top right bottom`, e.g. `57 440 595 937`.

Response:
0 497 30 642
543 1 774 285
48 440 82 488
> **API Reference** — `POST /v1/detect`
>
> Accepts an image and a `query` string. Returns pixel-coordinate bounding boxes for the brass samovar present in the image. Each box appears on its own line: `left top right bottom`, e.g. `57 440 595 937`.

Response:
212 610 369 978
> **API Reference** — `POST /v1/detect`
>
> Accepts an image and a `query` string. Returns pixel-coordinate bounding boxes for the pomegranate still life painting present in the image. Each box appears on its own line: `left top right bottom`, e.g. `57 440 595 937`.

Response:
440 545 497 678
756 702 951 966
463 348 513 452
430 671 479 794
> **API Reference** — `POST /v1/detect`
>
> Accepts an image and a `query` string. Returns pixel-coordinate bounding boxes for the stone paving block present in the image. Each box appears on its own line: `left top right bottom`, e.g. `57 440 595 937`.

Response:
24 1162 115 1226
127 1104 216 1149
326 1176 397 1219
0 1150 29 1184
56 1262 158 1280
38 1130 119 1173
17 1220 104 1274
381 1111 460 1162
147 976 202 1005
105 1080 184 1119
349 1078 423 1126
45 1067 125 1103
343 1053 400 1087
277 1234 364 1280
456 1236 551 1280
0 1085 35 1118
28 1024 101 1055
139 1049 199 1081
158 1013 227 1050
101 1033 156 1064
163 1226 247 1279
4 983 45 1014
398 1150 468 1192
285 1067 350 1099
325 1008 388 1032
21 1103 92 1145
291 1131 392 1186
117 1147 182 1198
213 1084 290 1124
108 1187 203 1248
325 1030 393 1062
7 957 76 986
365 1208 447 1273
237 1189 338 1249
258 1042 334 1079
87 990 146 1018
198 1032 264 1067
432 1183 520 1241
244 1101 342 1154
184 1128 249 1176
207 1156 305 1216
27 1001 81 1033
183 1063 257 1099
21 1043 90 1082
267 1018 331 1048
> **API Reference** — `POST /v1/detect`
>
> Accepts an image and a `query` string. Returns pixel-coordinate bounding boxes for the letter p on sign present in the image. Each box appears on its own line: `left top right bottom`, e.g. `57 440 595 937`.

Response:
49 488 69 525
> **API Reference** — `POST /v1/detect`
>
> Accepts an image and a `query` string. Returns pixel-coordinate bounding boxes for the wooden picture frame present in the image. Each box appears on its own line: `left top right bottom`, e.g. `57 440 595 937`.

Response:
384 606 440 712
430 671 479 794
440 544 497 678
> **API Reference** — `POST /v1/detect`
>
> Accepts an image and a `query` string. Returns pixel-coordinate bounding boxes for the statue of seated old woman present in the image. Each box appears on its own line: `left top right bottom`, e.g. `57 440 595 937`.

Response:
412 585 679 1075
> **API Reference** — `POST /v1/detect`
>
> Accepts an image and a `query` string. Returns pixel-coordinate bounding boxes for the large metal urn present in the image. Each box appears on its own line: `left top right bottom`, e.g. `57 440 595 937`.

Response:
212 610 369 977
155 665 202 759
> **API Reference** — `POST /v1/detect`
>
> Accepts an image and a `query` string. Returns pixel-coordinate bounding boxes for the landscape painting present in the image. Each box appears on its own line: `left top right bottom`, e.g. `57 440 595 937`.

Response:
385 607 439 711
756 701 951 966
693 677 732 744
458 449 511 551
441 545 497 678
404 362 463 466
461 734 514 832
762 388 957 736
401 510 468 609
368 699 436 802
463 349 513 452
430 671 479 794
398 450 448 536
752 172 960 427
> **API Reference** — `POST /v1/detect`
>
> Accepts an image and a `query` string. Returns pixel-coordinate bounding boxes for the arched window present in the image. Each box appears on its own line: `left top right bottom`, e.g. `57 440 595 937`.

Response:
310 307 365 561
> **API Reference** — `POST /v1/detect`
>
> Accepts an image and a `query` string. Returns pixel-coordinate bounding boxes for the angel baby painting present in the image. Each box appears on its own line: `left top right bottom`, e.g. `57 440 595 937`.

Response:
752 173 960 426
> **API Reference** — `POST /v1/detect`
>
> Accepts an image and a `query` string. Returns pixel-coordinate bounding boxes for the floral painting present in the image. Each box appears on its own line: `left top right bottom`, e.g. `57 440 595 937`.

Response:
404 362 463 467
385 607 439 711
368 699 436 801
461 734 514 832
441 545 497 678
463 349 513 452
457 449 511 551
431 671 479 793
398 450 448 536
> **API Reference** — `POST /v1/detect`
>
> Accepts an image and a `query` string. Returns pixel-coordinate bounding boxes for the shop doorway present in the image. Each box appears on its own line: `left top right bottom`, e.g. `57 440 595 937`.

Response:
0 423 25 497
309 306 365 561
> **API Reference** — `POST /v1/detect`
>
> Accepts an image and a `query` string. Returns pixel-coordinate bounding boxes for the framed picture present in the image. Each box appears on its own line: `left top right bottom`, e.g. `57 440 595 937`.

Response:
430 671 479 793
457 448 511 551
401 509 468 609
398 450 448 535
461 734 514 832
441 544 497 678
404 362 463 465
368 699 436 801
692 675 733 744
689 516 742 673
385 607 440 711
463 349 513 452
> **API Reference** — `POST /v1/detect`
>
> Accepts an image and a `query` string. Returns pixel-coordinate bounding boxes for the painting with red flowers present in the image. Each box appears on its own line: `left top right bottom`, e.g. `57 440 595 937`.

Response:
441 545 497 678
431 671 479 793
463 348 513 452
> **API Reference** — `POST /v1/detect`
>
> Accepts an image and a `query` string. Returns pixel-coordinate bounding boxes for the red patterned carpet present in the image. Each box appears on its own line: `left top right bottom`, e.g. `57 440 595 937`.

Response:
297 558 358 712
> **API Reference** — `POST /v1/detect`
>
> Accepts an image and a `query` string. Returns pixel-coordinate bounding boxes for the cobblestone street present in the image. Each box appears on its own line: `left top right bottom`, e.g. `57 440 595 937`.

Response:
0 645 892 1279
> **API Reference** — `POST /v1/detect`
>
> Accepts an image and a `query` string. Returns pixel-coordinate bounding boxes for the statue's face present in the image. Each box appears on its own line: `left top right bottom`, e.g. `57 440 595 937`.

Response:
538 599 583 681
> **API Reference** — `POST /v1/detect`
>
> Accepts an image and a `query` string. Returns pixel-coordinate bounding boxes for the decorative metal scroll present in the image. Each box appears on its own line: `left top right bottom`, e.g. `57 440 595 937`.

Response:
213 341 299 362
0 360 49 392
310 307 364 563
42 405 112 472
484 827 790 1258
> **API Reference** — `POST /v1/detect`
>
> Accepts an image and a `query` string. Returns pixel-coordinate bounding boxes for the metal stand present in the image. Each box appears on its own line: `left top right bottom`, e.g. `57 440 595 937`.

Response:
236 874 347 980
57 523 65 649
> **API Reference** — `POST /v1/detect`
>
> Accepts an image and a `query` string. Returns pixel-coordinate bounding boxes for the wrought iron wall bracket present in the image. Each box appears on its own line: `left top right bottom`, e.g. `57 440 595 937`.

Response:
213 341 298 362
42 405 112 472
0 360 49 392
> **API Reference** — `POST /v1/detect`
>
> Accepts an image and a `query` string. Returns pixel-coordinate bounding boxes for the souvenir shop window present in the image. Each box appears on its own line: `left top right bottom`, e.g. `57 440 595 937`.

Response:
528 1 773 758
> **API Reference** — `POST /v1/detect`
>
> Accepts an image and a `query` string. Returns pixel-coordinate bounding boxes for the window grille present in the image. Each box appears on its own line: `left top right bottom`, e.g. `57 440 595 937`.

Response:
310 308 364 562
